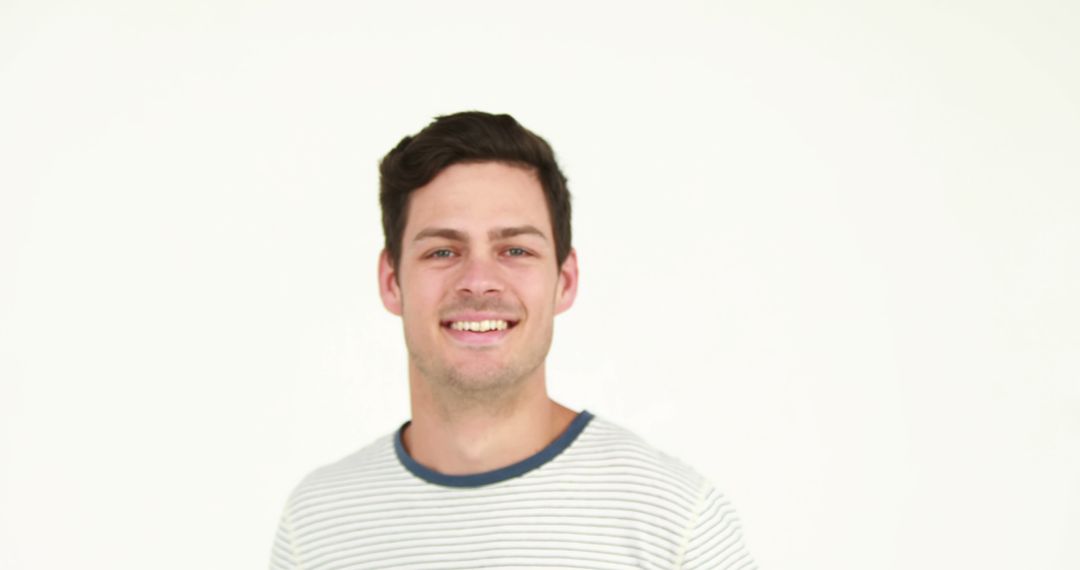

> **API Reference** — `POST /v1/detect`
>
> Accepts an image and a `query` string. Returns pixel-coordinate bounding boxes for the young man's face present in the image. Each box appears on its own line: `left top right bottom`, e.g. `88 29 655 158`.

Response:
378 161 578 397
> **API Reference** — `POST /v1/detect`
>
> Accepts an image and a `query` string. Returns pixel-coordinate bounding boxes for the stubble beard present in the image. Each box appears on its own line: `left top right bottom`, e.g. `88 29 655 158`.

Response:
408 324 553 413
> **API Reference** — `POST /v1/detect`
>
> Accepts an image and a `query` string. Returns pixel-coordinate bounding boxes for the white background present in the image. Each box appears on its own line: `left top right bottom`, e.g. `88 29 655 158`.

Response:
2 1 1077 568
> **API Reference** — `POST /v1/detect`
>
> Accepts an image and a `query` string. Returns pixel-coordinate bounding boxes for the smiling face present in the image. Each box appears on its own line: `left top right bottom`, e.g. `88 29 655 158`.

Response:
378 161 578 400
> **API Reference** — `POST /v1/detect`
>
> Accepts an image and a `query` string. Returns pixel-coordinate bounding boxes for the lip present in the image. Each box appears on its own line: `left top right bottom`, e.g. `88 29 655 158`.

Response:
440 316 520 347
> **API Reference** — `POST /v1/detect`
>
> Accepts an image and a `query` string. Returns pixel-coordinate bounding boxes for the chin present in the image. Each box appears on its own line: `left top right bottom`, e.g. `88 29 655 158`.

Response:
442 364 525 395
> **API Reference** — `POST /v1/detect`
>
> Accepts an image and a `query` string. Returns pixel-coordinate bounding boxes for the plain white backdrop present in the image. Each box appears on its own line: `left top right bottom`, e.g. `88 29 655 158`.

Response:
2 1 1077 568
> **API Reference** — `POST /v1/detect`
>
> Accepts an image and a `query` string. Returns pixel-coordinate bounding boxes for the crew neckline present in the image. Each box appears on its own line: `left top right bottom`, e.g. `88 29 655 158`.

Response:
393 409 594 488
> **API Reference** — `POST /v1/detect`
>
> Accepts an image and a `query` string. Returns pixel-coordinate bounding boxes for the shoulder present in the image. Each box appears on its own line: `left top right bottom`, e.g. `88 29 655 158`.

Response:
575 415 757 569
279 430 401 516
576 414 706 478
563 413 713 504
271 430 403 569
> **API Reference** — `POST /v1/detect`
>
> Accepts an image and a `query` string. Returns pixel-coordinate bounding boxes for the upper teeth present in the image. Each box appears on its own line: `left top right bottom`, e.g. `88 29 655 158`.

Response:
450 320 509 332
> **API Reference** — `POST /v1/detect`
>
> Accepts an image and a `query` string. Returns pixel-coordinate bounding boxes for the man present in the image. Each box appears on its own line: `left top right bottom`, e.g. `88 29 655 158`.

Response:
270 111 756 569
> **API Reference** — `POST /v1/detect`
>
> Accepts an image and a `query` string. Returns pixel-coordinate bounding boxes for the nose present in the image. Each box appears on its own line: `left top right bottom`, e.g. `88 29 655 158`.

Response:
455 253 504 296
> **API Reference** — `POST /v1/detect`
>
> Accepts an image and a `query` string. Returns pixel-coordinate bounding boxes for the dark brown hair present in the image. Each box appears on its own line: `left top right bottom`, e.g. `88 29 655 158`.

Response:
379 111 572 273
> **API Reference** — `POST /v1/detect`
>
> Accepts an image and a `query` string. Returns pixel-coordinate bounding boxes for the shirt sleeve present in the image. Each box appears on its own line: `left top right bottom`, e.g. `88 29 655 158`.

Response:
678 481 758 570
269 506 301 570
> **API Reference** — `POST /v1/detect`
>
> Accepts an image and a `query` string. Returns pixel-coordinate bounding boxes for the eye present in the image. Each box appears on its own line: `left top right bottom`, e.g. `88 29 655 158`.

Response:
505 247 530 257
427 248 455 259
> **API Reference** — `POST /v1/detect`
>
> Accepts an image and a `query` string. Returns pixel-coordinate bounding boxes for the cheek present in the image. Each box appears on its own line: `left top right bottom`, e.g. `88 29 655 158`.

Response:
402 277 451 319
518 278 558 315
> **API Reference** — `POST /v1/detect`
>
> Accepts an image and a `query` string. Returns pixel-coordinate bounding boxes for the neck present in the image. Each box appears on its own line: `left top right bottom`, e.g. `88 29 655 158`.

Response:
403 362 578 475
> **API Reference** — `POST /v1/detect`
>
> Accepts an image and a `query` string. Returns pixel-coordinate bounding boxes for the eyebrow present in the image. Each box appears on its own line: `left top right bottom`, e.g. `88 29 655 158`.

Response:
412 225 549 243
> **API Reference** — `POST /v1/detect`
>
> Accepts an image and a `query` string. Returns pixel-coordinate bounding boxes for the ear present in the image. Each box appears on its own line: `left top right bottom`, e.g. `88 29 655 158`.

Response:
378 249 403 316
554 248 579 315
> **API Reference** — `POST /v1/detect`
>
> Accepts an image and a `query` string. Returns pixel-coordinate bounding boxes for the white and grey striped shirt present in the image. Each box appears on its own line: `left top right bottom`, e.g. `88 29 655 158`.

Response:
270 410 756 569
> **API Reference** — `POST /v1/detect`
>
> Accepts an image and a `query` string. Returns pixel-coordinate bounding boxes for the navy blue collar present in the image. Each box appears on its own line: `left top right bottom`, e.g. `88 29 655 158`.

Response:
394 410 594 488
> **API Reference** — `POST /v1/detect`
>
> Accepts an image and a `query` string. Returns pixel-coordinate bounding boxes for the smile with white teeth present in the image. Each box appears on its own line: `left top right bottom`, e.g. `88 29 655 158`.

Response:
448 320 510 332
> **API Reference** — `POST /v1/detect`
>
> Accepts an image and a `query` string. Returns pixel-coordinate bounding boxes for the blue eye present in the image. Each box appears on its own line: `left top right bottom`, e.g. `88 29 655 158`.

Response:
506 247 529 257
429 249 454 258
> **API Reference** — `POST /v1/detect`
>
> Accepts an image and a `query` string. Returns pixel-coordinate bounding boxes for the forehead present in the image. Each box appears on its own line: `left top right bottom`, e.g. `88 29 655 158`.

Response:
404 161 552 238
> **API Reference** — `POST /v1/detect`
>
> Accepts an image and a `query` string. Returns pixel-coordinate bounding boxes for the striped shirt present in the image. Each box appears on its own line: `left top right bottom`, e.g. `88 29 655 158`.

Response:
270 410 756 569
